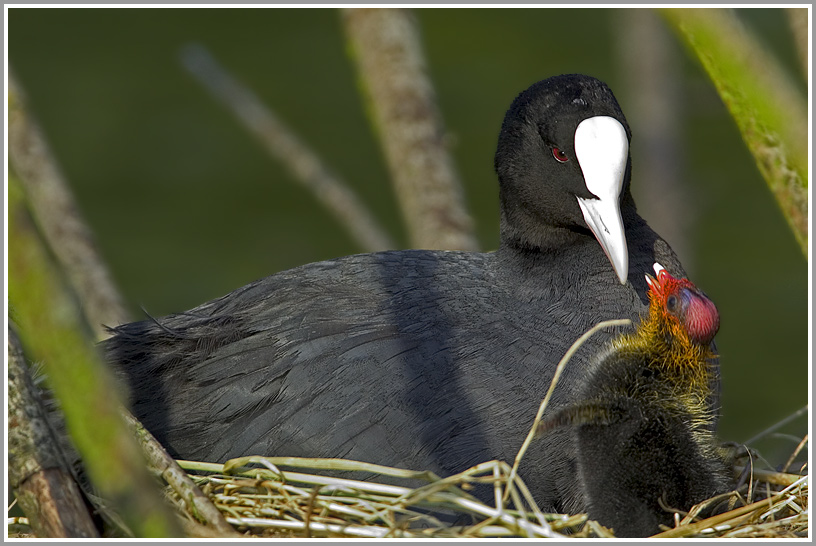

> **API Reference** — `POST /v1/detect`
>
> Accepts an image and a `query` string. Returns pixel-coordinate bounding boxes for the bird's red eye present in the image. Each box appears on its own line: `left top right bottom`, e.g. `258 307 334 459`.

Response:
552 147 569 162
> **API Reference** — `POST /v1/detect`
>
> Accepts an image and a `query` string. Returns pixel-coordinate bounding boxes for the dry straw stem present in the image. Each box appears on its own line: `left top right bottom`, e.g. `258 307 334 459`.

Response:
782 434 808 473
173 456 569 538
180 43 395 254
653 474 808 538
343 8 478 252
169 447 808 538
661 8 808 257
8 70 129 341
733 466 804 488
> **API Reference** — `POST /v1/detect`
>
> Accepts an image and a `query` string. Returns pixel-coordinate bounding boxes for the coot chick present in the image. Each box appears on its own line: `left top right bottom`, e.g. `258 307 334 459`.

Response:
538 264 730 537
106 74 704 513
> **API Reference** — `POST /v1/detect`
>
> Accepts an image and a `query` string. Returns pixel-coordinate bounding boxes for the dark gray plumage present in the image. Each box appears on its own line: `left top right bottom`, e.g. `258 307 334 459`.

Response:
106 74 702 516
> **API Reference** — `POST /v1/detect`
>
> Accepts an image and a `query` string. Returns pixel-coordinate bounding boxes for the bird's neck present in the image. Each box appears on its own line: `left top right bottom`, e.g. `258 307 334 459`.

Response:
496 214 622 289
495 233 599 289
498 210 591 254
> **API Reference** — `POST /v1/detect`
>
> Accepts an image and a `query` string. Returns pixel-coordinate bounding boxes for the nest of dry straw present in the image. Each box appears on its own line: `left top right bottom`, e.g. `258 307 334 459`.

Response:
164 443 808 539
160 320 808 539
167 456 592 538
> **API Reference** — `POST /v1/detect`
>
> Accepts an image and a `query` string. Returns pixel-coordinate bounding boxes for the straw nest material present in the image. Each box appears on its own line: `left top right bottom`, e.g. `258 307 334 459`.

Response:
164 442 808 539
7 319 807 539
159 319 808 538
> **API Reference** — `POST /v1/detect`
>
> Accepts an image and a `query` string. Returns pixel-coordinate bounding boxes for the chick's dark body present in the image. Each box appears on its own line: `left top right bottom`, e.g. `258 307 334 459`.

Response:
573 353 730 537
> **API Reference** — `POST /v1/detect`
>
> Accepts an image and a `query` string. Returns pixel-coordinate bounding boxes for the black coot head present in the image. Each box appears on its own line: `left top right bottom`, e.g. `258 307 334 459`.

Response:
495 74 634 282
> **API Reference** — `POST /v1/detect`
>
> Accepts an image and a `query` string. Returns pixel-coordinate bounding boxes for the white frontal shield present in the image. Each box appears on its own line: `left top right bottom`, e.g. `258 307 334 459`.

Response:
574 116 630 285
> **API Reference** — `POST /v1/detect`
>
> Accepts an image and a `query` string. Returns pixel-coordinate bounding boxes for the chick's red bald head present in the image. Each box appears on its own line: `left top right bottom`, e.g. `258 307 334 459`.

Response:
645 263 720 346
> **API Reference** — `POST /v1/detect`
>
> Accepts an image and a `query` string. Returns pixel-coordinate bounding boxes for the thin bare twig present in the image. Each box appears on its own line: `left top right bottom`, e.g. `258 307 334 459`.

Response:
122 413 240 536
176 457 564 538
179 43 395 253
342 8 478 251
743 405 808 446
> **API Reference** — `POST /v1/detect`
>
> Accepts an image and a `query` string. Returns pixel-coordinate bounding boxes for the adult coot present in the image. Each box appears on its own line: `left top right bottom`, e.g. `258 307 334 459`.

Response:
107 74 706 514
538 264 729 536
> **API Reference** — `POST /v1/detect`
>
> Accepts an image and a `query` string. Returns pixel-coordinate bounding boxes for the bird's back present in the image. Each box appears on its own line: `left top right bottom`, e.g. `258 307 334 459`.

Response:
107 217 684 508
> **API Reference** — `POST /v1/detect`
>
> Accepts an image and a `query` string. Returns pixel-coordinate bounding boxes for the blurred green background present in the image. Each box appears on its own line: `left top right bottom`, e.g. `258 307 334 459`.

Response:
8 7 808 465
